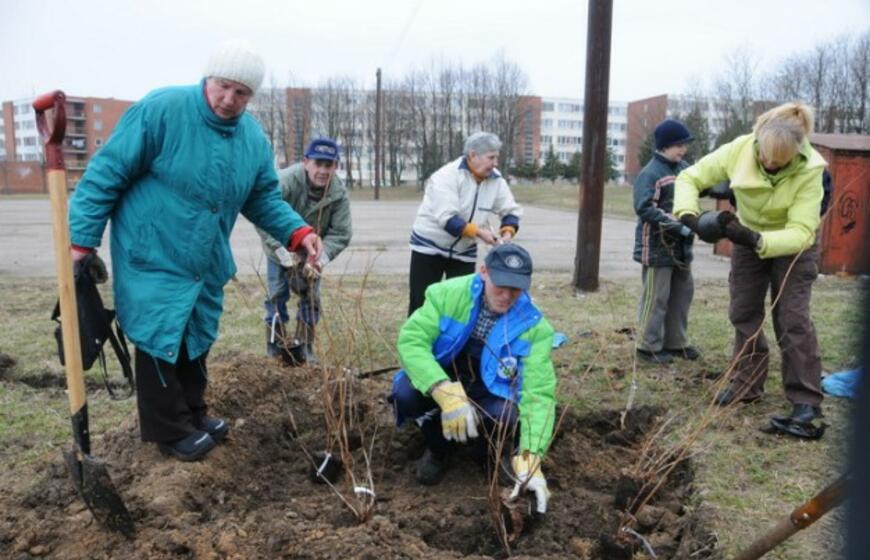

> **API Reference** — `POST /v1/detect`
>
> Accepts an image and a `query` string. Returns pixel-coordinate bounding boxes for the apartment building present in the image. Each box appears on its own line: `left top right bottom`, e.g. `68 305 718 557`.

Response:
0 95 132 193
537 97 629 181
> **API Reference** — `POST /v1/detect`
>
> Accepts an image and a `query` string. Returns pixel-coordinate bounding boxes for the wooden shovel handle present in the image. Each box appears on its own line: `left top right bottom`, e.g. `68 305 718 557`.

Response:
36 90 91 453
33 90 66 170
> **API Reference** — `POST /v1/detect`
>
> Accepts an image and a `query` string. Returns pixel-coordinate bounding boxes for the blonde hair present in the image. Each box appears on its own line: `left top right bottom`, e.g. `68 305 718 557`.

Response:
753 102 814 168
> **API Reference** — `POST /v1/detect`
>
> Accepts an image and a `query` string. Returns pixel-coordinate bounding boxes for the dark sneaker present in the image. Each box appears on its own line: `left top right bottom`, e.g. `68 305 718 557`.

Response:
195 416 229 443
157 431 216 462
714 386 762 407
415 449 447 486
636 348 673 365
663 346 701 360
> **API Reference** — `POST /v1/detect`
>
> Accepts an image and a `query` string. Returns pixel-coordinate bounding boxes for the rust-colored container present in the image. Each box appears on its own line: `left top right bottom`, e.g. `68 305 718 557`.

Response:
812 134 870 275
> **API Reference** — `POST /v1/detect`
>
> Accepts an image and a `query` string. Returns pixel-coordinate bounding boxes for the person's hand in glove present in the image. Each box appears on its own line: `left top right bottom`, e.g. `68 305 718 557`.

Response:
718 211 761 249
430 381 479 443
679 213 699 232
71 247 108 284
510 452 550 514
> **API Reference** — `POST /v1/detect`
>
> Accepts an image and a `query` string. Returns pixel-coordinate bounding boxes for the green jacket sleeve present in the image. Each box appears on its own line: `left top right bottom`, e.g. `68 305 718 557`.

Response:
517 319 557 456
321 194 352 260
673 141 733 218
757 167 823 258
397 283 451 394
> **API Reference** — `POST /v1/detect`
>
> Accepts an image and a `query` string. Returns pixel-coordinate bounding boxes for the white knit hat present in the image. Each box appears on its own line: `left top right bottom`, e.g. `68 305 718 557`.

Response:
203 40 265 93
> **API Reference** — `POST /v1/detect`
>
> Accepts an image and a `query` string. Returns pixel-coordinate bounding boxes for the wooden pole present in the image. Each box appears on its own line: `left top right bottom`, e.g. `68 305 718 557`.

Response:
573 0 613 292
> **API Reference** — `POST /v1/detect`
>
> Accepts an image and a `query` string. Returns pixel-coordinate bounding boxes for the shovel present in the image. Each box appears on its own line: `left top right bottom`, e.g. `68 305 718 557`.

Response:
34 90 135 538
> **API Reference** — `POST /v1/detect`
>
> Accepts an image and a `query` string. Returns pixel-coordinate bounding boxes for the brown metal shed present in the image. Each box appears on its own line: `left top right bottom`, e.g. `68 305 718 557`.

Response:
812 133 870 275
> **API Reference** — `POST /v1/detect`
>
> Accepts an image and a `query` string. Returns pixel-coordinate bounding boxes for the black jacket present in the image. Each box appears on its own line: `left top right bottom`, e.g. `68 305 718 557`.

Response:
632 153 693 267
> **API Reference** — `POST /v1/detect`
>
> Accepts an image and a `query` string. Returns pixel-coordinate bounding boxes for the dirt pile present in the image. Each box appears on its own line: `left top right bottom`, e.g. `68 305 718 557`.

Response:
0 353 716 559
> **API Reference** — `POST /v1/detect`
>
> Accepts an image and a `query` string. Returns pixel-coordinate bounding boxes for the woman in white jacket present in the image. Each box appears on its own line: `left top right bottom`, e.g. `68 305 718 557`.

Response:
408 132 523 314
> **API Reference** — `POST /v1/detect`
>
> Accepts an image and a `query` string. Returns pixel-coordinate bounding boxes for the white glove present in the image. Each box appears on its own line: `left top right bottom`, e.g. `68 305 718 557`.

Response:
274 246 298 268
509 453 550 513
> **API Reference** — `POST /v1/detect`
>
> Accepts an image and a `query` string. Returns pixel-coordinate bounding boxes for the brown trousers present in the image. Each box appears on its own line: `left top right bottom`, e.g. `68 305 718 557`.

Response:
728 243 823 406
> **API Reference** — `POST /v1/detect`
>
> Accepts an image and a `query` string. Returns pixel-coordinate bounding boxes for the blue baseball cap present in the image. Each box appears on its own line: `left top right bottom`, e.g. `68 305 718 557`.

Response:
484 244 533 290
304 138 340 161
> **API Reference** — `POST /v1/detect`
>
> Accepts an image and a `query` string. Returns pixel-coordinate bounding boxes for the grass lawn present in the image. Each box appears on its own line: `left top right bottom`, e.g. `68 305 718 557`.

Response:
0 272 862 557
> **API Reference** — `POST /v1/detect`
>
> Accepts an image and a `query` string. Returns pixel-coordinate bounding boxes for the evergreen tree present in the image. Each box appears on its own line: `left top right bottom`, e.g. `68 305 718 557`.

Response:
606 147 621 181
540 145 564 183
636 132 655 170
563 151 582 182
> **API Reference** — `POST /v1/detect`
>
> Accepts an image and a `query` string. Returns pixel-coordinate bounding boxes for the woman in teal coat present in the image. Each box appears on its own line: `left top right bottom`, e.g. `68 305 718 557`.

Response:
68 40 322 461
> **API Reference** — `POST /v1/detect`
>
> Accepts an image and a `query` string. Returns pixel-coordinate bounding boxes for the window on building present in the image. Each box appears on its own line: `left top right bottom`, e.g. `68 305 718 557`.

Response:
93 120 103 131
95 138 103 147
14 122 20 130
93 104 102 113
23 137 37 146
541 119 553 128
542 102 554 112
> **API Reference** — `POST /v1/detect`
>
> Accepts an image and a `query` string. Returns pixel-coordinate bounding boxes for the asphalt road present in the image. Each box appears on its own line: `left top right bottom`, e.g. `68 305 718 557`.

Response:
0 198 730 279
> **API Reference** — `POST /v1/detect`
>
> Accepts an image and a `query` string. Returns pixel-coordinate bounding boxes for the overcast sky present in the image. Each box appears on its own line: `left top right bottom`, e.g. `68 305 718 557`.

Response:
2 0 867 104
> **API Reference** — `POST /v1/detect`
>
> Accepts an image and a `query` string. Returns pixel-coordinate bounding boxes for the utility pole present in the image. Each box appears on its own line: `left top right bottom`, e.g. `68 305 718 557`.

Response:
573 0 613 292
374 67 382 201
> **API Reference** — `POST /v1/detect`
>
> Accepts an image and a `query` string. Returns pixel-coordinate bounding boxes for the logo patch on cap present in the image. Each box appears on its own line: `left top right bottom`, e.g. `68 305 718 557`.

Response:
505 255 524 269
314 144 336 155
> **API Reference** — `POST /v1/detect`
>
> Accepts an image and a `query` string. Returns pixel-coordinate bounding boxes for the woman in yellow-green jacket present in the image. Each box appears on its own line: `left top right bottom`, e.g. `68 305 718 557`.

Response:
673 102 827 435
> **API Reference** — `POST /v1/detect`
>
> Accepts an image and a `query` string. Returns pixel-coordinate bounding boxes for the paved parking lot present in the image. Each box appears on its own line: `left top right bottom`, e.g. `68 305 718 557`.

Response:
0 198 730 279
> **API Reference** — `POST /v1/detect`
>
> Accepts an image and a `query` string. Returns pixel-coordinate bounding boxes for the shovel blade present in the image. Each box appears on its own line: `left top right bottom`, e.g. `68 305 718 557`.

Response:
64 449 135 538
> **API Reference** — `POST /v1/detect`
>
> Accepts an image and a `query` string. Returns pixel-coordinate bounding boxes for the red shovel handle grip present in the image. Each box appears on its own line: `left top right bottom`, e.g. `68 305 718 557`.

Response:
33 90 67 170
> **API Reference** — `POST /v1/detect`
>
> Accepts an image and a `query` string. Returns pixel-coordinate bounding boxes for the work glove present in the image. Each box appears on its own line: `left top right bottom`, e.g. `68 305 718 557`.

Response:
678 213 699 233
71 248 108 284
430 381 479 443
274 246 298 269
509 452 550 514
718 211 761 249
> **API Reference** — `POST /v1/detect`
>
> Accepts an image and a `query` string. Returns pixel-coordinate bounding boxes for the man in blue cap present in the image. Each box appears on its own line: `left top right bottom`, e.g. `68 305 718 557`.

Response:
391 243 557 513
257 138 352 364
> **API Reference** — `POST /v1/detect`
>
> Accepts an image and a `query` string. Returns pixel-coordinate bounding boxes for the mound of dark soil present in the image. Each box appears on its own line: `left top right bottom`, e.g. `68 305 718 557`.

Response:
0 354 716 559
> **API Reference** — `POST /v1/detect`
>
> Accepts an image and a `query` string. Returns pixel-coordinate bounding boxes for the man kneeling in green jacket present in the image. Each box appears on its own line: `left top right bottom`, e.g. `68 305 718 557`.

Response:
391 244 557 513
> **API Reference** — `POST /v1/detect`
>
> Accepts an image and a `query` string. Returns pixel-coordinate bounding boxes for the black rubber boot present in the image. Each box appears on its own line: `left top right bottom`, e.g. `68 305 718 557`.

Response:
415 448 447 485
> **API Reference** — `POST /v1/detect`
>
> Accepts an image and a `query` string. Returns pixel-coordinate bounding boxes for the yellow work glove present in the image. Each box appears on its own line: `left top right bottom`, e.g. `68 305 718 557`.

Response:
430 381 479 443
510 452 550 513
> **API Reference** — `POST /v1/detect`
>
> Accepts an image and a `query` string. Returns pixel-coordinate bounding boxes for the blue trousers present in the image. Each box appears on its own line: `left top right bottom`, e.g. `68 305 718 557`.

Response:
391 372 518 456
263 258 322 326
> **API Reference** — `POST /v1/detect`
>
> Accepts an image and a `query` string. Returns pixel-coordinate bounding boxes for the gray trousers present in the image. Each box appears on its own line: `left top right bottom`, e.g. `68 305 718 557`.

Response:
638 265 694 352
728 243 822 406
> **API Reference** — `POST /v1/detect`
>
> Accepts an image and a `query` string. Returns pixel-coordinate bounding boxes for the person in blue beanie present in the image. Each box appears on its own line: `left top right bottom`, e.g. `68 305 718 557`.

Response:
632 119 700 365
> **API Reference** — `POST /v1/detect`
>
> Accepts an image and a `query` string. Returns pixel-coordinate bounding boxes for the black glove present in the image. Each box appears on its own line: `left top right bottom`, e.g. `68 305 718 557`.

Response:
720 213 760 249
75 253 108 284
679 214 699 232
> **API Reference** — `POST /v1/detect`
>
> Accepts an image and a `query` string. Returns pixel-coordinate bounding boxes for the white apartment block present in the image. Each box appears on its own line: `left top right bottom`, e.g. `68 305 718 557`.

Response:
539 97 628 181
12 99 41 162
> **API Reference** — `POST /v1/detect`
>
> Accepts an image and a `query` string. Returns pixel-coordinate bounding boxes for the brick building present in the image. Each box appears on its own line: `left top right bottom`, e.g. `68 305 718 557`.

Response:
0 95 132 194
